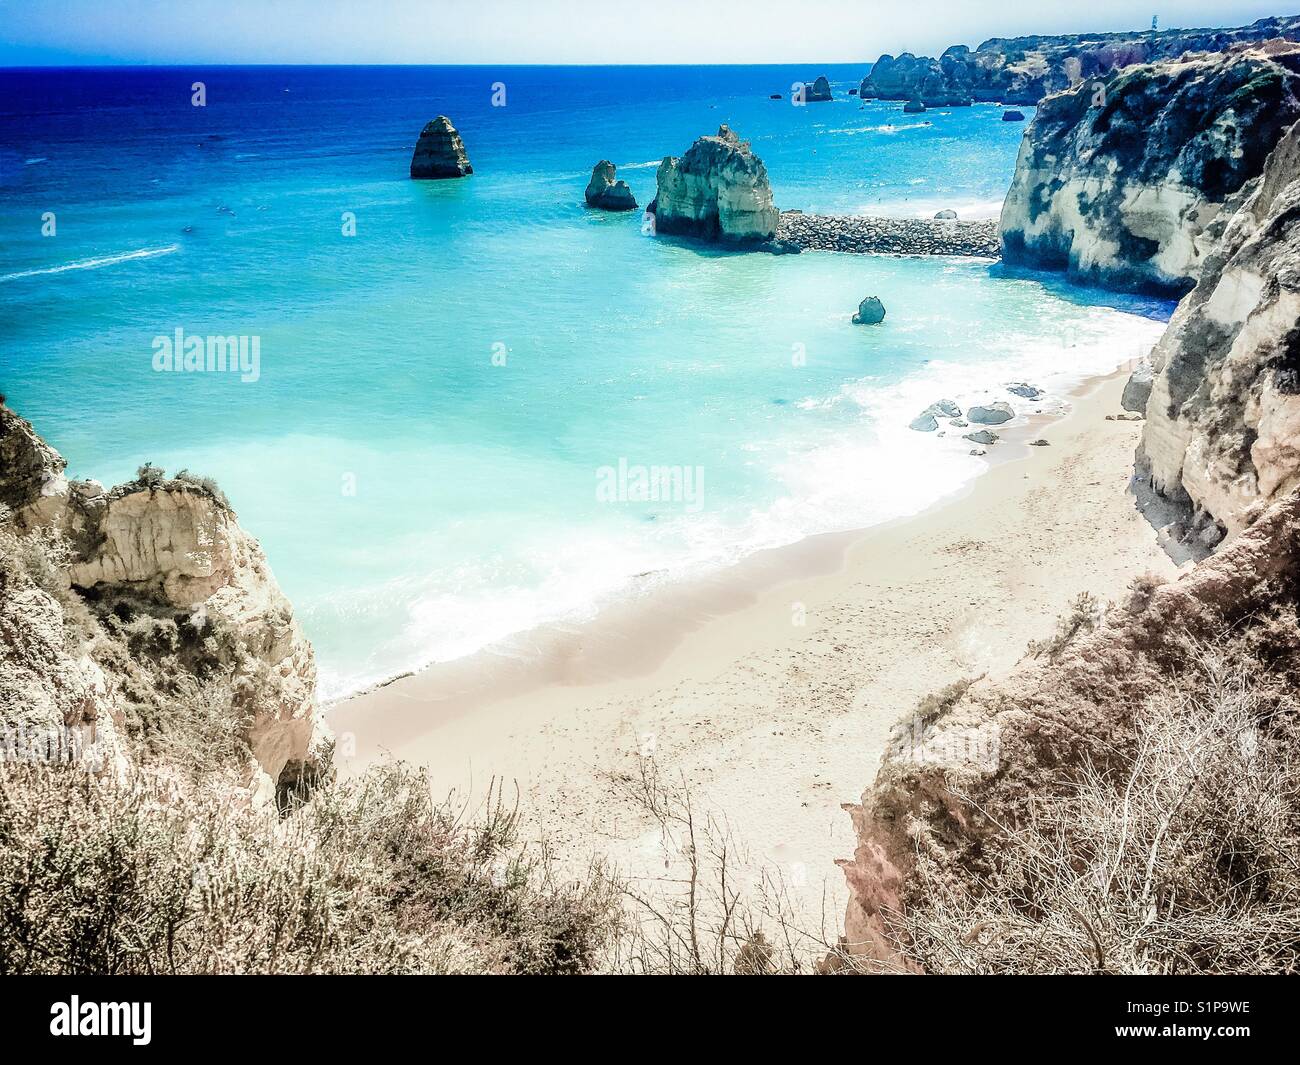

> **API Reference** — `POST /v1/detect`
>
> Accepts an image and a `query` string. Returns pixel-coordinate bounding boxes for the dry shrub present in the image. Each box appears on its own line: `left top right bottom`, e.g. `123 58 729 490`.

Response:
896 639 1300 974
0 761 621 975
608 756 840 974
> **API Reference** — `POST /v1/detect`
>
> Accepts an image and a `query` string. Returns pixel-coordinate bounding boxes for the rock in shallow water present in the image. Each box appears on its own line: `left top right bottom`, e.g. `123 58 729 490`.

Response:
584 160 638 211
852 296 886 324
964 429 999 445
1007 382 1042 399
968 401 1014 424
649 125 779 244
410 116 472 179
909 412 939 432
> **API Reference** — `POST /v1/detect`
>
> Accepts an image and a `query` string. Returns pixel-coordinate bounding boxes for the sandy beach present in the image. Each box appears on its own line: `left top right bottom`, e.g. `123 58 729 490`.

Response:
330 367 1183 925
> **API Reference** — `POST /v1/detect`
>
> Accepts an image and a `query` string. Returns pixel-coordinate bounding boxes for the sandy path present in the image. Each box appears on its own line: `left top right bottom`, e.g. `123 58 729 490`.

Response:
330 369 1182 933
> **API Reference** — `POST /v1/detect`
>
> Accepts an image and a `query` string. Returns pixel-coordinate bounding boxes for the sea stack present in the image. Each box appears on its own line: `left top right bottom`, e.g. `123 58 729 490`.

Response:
584 160 638 211
410 116 473 179
801 75 833 102
648 125 779 244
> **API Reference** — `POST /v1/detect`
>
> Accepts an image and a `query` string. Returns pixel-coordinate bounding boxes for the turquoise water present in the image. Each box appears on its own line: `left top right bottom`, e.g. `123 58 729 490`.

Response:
0 66 1171 698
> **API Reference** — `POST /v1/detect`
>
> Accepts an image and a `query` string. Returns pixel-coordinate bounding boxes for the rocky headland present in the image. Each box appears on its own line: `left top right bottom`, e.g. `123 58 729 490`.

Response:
0 405 327 805
838 44 1300 974
859 14 1300 106
410 115 473 179
1000 43 1300 296
648 125 779 244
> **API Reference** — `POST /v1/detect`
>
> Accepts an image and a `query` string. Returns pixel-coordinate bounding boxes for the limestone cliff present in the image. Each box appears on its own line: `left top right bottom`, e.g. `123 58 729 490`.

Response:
859 15 1300 106
648 125 779 244
1000 45 1300 295
1137 117 1300 539
0 405 326 804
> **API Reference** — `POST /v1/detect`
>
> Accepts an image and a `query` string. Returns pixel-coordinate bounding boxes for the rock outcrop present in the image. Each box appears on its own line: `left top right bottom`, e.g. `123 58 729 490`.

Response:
410 116 473 179
858 15 1300 106
0 404 327 804
800 75 833 102
1000 45 1300 295
836 489 1300 970
584 160 638 211
1137 116 1300 539
648 126 779 244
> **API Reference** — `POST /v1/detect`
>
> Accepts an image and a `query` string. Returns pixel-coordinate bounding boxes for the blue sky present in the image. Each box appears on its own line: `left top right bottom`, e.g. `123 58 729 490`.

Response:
0 0 1288 64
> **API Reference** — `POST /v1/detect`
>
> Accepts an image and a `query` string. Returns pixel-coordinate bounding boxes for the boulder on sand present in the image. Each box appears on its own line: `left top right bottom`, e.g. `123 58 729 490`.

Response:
934 209 958 220
585 160 638 211
968 401 1014 424
852 296 886 324
410 116 473 179
1122 357 1154 413
964 429 999 445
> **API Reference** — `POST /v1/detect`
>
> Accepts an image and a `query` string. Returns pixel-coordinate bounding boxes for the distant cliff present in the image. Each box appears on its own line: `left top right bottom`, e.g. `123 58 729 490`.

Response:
1000 44 1300 295
859 14 1300 106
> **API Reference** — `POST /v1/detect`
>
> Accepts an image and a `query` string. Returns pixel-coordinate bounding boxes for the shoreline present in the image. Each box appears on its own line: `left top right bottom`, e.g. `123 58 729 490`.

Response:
329 366 1183 921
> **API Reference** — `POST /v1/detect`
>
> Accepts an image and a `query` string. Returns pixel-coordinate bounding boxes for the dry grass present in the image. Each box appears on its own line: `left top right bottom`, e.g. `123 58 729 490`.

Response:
894 639 1300 974
0 760 622 975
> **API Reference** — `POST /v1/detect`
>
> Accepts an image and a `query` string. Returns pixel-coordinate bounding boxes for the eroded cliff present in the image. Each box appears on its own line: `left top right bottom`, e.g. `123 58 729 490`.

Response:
0 405 327 804
999 44 1300 295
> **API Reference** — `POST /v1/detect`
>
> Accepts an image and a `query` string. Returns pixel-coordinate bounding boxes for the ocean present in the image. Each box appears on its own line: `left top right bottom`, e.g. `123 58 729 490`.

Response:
0 65 1172 699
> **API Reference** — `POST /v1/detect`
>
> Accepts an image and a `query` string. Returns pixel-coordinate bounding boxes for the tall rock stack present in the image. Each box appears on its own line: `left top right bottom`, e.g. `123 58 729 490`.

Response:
999 46 1300 296
410 115 473 179
648 125 779 244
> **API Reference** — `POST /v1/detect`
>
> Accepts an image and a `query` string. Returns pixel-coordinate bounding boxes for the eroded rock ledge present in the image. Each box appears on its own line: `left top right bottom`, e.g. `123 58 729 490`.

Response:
777 211 999 257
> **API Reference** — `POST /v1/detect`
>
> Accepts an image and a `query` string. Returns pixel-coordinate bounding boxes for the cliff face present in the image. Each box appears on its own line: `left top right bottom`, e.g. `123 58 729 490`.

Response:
999 46 1300 295
649 125 779 244
860 15 1300 106
838 490 1300 971
0 406 325 803
1137 118 1300 538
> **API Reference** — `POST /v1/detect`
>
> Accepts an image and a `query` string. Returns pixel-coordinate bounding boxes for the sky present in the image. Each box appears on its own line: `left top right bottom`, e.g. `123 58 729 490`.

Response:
0 0 1290 65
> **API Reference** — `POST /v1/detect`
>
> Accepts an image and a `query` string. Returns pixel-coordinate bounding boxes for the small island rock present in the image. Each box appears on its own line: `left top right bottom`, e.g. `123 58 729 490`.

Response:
853 296 887 324
585 160 638 211
410 116 472 179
